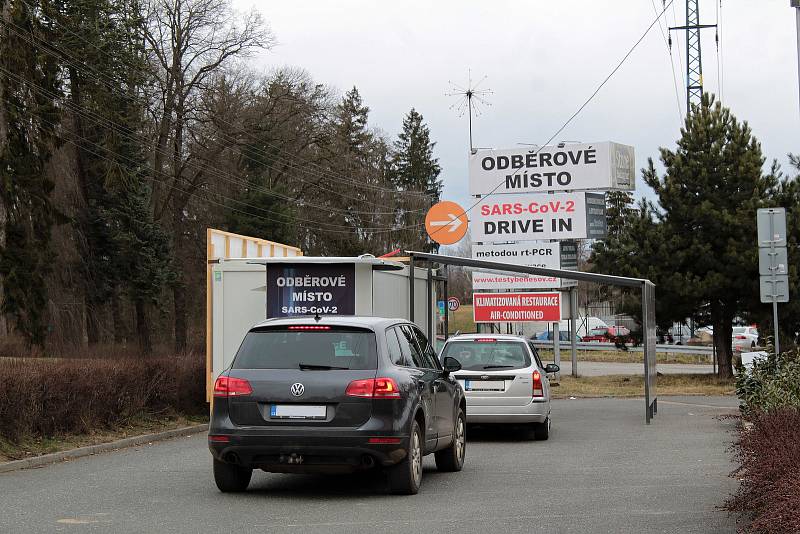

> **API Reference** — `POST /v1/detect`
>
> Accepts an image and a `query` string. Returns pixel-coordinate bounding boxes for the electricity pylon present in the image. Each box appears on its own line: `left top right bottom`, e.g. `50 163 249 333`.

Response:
669 0 717 113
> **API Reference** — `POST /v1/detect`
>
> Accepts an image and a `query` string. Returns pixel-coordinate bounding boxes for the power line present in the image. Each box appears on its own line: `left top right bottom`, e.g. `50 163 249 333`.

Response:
717 0 724 103
650 0 684 125
0 62 422 225
670 0 687 93
0 19 431 212
0 67 416 235
425 0 676 242
4 6 435 200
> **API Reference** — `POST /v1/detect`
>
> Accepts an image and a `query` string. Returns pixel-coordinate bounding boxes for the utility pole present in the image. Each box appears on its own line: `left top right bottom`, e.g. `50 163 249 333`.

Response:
669 0 718 114
792 0 800 116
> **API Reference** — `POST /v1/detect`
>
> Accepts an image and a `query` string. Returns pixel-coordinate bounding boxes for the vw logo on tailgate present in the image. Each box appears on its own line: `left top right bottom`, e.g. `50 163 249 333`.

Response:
290 383 305 397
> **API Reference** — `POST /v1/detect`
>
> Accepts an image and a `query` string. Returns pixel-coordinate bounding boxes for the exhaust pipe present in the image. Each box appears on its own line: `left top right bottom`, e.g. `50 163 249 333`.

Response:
361 455 375 468
224 452 240 465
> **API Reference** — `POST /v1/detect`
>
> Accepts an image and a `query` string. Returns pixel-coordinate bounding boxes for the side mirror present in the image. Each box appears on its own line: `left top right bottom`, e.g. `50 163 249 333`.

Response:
545 363 560 374
443 356 462 374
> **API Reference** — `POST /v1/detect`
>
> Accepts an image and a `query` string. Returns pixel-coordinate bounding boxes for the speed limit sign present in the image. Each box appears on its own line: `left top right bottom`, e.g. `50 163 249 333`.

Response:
447 296 460 312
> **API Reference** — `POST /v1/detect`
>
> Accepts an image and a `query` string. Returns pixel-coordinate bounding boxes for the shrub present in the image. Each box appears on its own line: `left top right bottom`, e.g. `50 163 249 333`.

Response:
0 354 206 443
724 408 800 533
735 349 800 416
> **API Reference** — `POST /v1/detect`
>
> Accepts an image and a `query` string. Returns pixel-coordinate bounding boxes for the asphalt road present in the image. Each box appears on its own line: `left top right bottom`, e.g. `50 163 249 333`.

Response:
0 396 740 534
554 361 715 376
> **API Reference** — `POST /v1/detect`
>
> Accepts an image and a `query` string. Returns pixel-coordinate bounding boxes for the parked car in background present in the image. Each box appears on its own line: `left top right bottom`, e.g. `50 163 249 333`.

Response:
667 324 692 345
582 325 632 343
439 334 558 440
533 330 582 342
732 326 759 352
209 316 466 495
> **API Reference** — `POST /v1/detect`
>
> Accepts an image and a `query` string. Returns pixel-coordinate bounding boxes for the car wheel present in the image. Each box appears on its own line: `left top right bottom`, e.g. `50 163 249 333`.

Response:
388 419 423 495
751 342 756 349
531 417 550 441
435 408 466 472
213 458 252 493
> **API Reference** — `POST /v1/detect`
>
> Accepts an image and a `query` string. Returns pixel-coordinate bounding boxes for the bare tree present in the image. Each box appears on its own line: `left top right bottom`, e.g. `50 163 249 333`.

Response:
142 0 273 350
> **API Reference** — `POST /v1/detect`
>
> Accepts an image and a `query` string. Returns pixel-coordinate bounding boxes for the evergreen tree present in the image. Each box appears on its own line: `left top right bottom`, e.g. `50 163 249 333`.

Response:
57 0 171 350
392 108 441 252
0 0 62 346
643 95 777 377
322 87 376 256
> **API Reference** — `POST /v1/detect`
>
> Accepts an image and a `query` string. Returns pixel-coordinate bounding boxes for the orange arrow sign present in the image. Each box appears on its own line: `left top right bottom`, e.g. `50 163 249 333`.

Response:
425 201 469 245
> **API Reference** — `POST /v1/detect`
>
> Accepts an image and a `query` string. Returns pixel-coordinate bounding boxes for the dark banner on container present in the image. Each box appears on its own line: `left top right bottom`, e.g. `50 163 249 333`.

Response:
266 263 355 318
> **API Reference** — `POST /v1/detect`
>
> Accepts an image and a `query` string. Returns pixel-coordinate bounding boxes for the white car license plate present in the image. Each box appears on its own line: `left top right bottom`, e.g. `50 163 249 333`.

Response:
270 404 327 419
464 380 504 392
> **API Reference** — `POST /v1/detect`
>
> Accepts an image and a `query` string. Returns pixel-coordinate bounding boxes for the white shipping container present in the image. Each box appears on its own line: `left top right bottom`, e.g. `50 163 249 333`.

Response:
208 257 437 399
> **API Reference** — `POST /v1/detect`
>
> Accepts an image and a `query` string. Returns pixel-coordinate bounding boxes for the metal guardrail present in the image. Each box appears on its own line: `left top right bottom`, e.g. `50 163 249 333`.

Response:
530 340 714 356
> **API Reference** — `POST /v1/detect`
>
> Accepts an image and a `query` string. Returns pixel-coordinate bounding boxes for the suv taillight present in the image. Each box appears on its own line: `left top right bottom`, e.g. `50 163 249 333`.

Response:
735 335 747 340
532 370 543 397
346 378 401 398
213 376 253 398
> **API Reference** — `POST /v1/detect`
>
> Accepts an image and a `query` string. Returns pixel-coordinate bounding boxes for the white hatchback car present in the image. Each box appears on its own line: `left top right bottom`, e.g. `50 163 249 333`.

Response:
439 334 558 440
732 326 759 352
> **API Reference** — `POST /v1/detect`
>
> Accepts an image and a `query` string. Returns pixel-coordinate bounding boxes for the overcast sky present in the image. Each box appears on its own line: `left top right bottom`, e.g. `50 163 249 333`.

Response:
235 0 799 206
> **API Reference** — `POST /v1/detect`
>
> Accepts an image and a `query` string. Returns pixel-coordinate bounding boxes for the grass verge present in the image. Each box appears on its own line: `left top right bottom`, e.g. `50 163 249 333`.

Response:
537 349 711 365
550 373 735 399
0 414 208 462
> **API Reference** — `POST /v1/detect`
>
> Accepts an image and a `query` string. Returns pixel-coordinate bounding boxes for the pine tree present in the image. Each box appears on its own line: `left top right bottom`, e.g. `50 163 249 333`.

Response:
392 108 441 252
0 0 62 346
643 94 778 377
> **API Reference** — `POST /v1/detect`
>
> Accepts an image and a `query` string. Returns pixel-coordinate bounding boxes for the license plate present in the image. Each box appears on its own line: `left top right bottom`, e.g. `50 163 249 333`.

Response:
464 380 505 392
270 404 327 419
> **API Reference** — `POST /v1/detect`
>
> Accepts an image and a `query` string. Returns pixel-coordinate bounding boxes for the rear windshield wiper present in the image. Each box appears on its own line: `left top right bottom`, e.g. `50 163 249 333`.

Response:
482 365 514 369
298 363 349 370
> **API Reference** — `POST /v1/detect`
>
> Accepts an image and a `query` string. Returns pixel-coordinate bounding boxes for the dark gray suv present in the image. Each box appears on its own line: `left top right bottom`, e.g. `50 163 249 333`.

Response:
209 316 466 494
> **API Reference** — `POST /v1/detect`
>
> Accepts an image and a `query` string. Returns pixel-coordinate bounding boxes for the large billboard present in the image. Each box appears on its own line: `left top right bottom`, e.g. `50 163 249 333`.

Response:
473 292 562 322
469 142 635 196
266 263 355 318
470 192 606 242
471 242 576 290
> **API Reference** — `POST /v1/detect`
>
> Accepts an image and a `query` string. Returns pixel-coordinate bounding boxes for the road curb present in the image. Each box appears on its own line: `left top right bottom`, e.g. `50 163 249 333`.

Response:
0 423 208 474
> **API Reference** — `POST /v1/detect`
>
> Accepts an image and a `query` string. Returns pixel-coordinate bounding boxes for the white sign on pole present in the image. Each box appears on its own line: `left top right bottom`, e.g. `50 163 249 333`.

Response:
471 242 576 290
469 142 635 196
471 192 602 242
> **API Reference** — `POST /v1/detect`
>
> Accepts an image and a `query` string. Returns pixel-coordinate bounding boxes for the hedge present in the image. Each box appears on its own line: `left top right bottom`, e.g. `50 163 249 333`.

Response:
0 354 206 442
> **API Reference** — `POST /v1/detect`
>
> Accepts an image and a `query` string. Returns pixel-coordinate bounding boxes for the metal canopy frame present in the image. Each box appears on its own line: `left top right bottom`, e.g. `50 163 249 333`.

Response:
407 250 658 424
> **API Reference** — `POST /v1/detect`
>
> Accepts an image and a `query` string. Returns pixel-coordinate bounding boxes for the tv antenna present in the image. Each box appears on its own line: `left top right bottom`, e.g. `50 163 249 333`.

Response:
446 70 492 153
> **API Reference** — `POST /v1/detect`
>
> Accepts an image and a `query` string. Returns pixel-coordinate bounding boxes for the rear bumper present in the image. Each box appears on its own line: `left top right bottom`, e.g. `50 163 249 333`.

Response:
465 399 549 424
208 430 409 473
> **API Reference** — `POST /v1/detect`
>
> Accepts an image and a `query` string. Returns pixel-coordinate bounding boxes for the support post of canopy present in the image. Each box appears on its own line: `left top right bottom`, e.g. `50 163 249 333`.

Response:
409 254 415 323
570 287 578 378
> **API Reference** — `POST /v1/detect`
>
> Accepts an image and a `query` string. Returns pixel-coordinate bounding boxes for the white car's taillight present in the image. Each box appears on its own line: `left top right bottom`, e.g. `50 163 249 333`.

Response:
532 370 544 397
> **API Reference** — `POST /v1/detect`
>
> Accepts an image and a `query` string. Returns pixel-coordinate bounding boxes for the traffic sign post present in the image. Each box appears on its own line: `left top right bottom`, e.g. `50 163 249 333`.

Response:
447 296 460 312
757 208 790 354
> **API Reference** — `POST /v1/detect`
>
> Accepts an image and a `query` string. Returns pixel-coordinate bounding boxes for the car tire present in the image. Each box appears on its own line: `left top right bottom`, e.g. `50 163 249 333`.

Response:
531 417 550 441
213 458 252 493
388 420 423 495
434 409 466 472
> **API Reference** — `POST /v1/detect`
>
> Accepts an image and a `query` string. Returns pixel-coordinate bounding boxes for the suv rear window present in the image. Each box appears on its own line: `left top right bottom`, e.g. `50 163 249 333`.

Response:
232 326 377 370
441 340 531 371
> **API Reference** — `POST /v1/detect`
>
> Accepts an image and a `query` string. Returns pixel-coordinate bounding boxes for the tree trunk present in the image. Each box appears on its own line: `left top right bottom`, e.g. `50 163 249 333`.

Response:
173 282 187 353
135 298 152 355
85 296 100 345
712 302 734 378
111 288 125 345
171 207 188 352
